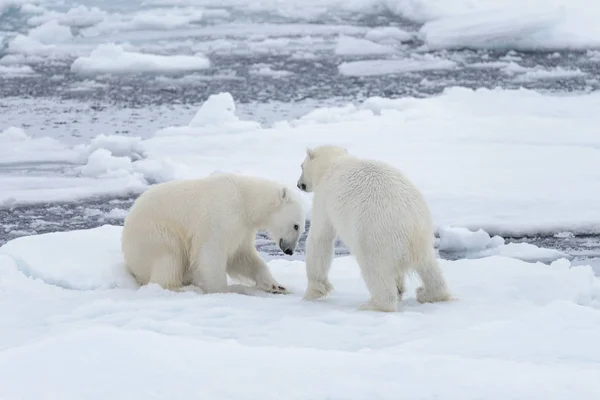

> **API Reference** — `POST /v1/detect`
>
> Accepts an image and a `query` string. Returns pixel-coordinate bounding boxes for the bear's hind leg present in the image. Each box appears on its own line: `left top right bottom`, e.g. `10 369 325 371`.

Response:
356 254 398 312
415 253 451 304
148 253 185 291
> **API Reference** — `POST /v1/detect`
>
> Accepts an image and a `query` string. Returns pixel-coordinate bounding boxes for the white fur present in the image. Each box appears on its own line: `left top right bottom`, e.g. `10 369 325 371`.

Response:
297 146 450 312
122 173 305 295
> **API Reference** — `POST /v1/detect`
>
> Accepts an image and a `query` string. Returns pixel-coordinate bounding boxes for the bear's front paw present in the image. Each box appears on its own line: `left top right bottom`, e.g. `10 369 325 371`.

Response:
358 301 396 313
416 286 451 304
266 284 289 294
256 281 289 294
303 280 333 301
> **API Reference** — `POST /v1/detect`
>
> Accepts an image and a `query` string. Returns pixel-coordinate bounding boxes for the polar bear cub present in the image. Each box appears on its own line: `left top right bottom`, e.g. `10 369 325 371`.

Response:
122 173 305 295
297 146 450 312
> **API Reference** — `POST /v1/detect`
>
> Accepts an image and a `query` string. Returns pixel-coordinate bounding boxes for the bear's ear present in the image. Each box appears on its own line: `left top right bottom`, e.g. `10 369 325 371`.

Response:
279 187 288 202
306 147 315 160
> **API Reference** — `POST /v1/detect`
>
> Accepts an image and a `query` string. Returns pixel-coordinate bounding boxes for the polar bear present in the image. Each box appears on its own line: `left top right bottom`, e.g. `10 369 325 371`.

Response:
296 146 450 312
122 173 306 295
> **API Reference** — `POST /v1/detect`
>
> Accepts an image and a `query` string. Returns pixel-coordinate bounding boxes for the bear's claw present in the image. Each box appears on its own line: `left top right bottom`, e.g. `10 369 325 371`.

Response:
265 284 289 294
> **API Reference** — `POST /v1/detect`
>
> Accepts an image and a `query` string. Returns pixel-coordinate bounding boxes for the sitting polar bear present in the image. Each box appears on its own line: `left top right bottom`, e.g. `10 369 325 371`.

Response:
297 146 450 312
122 173 306 295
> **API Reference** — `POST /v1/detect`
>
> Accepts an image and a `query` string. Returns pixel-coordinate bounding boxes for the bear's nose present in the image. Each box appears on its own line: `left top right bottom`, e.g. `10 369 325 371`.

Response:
299 183 306 191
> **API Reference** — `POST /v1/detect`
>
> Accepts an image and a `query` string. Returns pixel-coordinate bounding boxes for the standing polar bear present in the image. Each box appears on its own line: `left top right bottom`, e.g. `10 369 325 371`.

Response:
297 146 450 312
122 173 305 295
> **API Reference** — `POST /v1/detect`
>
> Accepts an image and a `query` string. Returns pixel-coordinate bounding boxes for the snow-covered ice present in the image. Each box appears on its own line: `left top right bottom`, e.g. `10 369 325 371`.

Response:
155 92 261 136
0 64 36 75
249 63 294 78
438 226 569 263
70 44 210 75
334 35 396 56
512 67 588 82
338 55 457 76
0 225 599 399
4 87 600 237
0 126 81 164
418 0 600 51
2 0 600 395
438 226 505 253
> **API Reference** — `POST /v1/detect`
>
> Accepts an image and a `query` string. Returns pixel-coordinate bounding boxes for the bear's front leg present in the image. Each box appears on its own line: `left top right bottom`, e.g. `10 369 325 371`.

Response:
227 243 288 294
303 209 336 301
192 243 255 295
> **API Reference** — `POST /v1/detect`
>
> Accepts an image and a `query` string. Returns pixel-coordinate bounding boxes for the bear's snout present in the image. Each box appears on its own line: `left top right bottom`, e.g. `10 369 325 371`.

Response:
298 182 306 191
279 238 294 255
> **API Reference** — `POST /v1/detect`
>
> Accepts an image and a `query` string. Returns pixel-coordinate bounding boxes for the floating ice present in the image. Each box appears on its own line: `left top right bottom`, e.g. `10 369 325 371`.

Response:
338 55 457 76
3 88 600 236
334 35 395 56
417 0 600 51
0 65 35 75
438 226 504 253
364 26 414 43
70 44 210 75
27 20 73 44
155 92 260 136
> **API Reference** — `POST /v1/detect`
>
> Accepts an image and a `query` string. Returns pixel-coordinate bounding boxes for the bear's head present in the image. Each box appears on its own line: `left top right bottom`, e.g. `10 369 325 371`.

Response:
297 145 348 193
266 187 306 256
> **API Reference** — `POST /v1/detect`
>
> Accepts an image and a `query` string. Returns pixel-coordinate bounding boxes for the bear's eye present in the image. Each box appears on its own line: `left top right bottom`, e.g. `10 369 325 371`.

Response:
294 224 299 231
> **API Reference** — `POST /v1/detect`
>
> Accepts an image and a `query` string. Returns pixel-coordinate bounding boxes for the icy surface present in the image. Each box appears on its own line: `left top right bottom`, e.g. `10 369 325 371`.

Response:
334 35 396 56
438 226 569 263
3 87 600 237
0 226 599 399
338 55 457 76
71 44 210 75
418 0 600 51
0 64 35 75
2 1 600 392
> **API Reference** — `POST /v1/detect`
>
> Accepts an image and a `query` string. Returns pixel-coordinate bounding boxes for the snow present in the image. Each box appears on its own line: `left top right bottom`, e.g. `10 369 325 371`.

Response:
512 67 588 82
155 92 261 136
3 87 600 236
472 242 569 263
7 34 54 56
70 44 210 75
0 126 81 163
249 64 294 77
0 225 599 399
1 0 599 57
27 20 73 44
364 26 414 43
411 0 600 51
0 64 36 75
338 55 457 76
334 35 395 56
438 226 568 263
438 226 504 253
85 134 146 160
0 225 133 290
79 148 139 179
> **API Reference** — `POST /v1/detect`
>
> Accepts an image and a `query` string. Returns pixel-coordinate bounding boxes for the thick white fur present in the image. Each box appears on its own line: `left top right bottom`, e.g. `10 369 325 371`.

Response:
122 173 305 295
297 146 450 312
